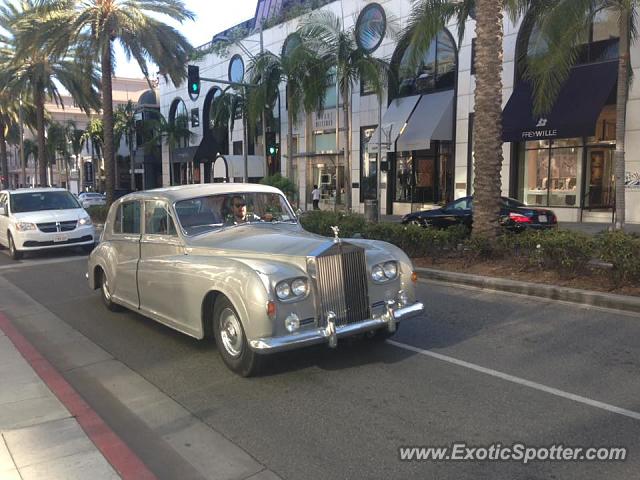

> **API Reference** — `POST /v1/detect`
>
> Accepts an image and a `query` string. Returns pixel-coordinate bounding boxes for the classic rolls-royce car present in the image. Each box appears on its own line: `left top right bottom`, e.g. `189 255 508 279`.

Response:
87 184 424 376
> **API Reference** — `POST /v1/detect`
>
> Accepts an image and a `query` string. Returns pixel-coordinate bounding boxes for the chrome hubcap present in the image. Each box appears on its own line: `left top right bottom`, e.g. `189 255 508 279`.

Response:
219 307 243 357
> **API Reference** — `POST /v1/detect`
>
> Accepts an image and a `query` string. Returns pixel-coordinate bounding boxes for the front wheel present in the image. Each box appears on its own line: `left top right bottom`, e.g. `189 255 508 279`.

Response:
8 234 22 260
99 269 123 312
213 297 263 377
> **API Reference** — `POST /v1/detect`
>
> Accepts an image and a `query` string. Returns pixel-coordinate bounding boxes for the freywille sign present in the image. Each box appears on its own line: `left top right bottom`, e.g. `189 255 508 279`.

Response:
521 117 558 139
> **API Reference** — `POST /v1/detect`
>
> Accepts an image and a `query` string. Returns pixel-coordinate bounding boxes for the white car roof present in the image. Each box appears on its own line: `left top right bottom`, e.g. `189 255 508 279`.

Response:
5 188 68 195
118 183 285 203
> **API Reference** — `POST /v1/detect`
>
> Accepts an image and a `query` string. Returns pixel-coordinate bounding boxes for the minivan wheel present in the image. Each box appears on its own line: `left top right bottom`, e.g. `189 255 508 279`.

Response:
213 296 263 377
99 269 123 312
8 234 22 260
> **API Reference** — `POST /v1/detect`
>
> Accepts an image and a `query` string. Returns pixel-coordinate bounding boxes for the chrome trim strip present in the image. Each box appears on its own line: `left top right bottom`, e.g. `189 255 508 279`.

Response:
249 302 424 353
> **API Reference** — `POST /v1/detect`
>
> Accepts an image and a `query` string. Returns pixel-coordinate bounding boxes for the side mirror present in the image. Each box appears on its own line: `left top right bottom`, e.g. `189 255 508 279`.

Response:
0 205 6 216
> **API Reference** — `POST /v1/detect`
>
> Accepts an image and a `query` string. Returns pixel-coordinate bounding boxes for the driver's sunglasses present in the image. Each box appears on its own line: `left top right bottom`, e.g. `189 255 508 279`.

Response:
233 202 246 208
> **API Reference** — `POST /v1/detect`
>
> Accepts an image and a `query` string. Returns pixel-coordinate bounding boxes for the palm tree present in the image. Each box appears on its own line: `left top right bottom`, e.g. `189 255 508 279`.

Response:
523 0 635 230
3 1 100 188
114 100 136 190
400 0 524 240
83 118 104 190
298 9 391 211
26 0 195 204
66 121 86 192
245 43 329 181
45 120 70 187
145 113 192 185
22 138 37 185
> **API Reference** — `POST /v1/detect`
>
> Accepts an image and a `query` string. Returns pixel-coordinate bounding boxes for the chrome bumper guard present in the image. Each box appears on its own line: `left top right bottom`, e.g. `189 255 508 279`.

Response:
249 301 424 354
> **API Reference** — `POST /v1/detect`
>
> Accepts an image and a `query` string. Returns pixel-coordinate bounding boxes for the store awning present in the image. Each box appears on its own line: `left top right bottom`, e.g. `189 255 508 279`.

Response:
396 90 454 152
171 146 198 164
368 95 420 153
502 60 618 142
194 134 222 164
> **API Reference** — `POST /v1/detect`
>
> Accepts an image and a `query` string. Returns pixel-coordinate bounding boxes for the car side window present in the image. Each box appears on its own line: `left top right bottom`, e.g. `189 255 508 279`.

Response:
144 200 177 236
0 193 6 210
448 198 469 211
113 201 141 234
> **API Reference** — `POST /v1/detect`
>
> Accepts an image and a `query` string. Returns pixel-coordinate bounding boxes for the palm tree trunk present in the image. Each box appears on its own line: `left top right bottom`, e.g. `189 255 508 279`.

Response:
102 46 115 205
342 84 352 211
129 132 135 191
35 88 47 186
287 110 294 178
78 154 84 192
614 10 629 230
471 0 504 241
0 123 8 189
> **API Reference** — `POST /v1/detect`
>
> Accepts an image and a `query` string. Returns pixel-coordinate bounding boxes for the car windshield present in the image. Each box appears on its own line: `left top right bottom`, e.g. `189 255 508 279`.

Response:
175 191 297 235
11 191 81 213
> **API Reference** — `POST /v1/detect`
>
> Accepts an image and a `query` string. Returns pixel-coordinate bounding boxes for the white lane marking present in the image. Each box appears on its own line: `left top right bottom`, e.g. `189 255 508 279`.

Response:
419 278 640 319
0 255 87 270
387 339 640 421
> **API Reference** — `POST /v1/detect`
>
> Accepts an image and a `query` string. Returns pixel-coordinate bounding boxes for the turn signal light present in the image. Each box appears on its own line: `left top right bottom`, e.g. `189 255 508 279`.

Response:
266 301 276 319
411 271 418 283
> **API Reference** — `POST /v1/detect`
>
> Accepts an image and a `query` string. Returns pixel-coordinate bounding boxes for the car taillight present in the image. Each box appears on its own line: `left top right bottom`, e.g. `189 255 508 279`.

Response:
509 212 532 223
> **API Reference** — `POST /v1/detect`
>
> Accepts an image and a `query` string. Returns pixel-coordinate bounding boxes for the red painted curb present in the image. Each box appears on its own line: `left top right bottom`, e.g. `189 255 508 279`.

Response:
0 312 157 480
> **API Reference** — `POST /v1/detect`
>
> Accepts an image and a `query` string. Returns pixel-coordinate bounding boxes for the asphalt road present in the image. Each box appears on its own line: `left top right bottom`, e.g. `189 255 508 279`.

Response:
2 252 640 479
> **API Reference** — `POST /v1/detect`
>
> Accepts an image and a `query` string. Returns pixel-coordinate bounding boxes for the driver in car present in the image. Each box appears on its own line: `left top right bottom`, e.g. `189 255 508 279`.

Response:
225 195 261 225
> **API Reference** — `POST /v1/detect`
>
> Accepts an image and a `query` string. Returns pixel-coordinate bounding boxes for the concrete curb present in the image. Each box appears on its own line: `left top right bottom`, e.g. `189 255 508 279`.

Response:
416 267 640 314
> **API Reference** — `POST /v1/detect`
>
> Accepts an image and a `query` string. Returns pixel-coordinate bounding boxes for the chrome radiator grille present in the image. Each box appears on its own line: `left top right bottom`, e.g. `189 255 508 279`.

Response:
315 244 369 327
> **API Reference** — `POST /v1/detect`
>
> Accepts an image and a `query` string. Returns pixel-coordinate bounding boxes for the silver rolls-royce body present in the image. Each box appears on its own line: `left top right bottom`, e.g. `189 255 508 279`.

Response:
87 184 424 376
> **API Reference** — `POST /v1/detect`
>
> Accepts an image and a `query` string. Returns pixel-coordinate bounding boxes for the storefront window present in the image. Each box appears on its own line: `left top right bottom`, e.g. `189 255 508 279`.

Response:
397 29 456 97
314 132 336 153
520 139 581 207
360 126 377 201
395 153 413 202
309 159 344 209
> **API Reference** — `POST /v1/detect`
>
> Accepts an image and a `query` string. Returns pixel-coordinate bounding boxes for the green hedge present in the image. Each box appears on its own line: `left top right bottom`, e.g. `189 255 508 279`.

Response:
86 205 109 224
299 210 640 286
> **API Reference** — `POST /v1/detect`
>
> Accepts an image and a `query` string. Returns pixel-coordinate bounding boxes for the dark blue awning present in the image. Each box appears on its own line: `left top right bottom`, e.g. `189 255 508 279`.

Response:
502 60 617 142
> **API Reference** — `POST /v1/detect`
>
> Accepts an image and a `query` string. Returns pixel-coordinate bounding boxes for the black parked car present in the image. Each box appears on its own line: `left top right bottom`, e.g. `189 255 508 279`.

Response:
401 196 557 232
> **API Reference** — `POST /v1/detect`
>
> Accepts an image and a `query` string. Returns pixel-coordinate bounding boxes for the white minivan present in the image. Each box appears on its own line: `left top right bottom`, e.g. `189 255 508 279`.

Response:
0 188 96 260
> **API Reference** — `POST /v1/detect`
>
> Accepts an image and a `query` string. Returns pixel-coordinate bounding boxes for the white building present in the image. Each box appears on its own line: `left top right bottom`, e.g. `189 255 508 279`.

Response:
159 0 640 223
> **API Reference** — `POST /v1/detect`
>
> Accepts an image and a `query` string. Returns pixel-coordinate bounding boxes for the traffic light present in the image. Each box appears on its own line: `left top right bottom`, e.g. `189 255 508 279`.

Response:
188 65 200 101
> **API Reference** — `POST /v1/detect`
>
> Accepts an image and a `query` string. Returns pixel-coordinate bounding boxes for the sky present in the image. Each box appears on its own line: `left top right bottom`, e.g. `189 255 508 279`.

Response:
114 0 259 78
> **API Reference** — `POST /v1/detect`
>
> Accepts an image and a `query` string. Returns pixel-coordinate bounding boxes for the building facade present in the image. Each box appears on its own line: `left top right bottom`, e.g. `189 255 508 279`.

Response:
159 0 640 223
7 77 151 193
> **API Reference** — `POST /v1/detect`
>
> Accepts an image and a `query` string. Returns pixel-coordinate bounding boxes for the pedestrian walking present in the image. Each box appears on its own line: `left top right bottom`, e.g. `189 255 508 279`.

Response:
312 185 320 210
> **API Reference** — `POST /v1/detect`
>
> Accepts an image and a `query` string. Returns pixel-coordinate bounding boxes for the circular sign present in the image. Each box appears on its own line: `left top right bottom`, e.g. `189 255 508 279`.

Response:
355 3 386 54
228 55 245 83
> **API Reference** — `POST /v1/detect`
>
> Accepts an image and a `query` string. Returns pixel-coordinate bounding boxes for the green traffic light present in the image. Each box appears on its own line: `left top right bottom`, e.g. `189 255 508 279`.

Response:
269 147 276 155
192 83 198 92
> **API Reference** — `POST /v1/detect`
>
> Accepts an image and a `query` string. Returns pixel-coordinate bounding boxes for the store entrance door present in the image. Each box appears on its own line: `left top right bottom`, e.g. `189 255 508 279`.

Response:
585 147 615 210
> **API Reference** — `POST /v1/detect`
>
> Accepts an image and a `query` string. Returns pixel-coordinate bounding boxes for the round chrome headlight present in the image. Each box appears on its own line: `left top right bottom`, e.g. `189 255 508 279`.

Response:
275 282 291 300
291 278 307 296
372 265 385 282
383 261 398 279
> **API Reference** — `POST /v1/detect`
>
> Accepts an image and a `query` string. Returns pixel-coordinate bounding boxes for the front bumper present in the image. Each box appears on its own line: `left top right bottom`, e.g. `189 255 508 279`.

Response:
249 301 424 353
13 226 96 251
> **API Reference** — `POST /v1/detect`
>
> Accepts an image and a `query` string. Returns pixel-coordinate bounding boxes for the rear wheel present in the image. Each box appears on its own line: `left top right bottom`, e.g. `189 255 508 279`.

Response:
8 234 22 260
213 296 263 377
99 269 123 312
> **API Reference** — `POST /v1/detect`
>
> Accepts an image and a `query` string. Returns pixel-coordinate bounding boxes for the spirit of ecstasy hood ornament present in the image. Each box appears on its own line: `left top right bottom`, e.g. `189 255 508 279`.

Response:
330 225 340 242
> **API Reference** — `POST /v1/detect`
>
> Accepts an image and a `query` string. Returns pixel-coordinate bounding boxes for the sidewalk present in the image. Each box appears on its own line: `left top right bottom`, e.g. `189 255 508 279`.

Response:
0 315 123 480
0 305 159 480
